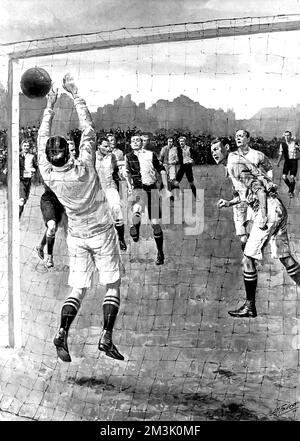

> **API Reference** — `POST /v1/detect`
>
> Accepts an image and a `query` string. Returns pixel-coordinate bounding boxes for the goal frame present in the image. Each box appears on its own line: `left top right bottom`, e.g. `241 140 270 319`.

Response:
4 14 300 347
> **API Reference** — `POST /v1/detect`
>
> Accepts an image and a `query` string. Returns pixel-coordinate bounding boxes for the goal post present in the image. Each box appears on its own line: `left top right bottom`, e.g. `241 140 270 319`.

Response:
7 58 21 347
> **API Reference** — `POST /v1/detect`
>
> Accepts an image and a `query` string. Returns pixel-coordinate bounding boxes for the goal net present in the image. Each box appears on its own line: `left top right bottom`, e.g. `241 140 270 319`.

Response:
0 14 300 421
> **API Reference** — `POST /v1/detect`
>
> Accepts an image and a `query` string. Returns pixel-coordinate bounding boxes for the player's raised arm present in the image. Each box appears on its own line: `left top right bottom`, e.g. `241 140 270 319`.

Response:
37 86 58 176
63 73 94 131
62 73 96 164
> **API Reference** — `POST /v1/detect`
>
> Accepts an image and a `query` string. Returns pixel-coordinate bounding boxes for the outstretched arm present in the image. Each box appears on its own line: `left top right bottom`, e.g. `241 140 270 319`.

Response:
217 196 240 208
37 87 58 180
38 86 57 137
62 73 96 165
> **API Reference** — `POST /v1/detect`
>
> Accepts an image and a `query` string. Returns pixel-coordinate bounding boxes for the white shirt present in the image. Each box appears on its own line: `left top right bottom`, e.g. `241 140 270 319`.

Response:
38 98 112 238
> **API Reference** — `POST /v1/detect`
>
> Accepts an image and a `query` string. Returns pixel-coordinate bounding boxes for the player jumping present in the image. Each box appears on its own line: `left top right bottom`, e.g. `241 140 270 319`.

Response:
38 74 124 362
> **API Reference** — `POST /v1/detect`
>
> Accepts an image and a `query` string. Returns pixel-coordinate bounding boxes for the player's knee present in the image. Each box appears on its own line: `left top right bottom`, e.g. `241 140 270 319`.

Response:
239 234 248 251
47 220 56 236
133 203 142 215
239 234 248 244
70 287 86 302
279 255 293 267
152 223 163 238
19 198 25 206
282 174 287 179
106 278 121 290
290 175 295 182
242 255 255 271
132 204 142 224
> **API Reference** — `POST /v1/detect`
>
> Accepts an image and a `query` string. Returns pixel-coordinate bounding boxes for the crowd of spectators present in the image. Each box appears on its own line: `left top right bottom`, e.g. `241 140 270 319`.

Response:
0 124 285 186
92 126 281 164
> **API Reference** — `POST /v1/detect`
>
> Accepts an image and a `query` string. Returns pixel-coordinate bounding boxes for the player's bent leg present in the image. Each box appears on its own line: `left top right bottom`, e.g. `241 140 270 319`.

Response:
228 255 257 318
239 234 248 252
280 255 300 285
289 175 296 197
19 198 25 218
54 288 86 362
45 220 57 268
115 219 127 251
151 222 164 265
170 180 180 200
189 182 197 198
175 166 184 185
130 204 142 242
282 173 291 192
98 279 124 360
36 230 47 260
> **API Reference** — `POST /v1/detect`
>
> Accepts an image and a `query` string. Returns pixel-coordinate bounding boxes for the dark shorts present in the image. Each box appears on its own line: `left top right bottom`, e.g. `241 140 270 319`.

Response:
40 190 65 225
283 159 298 176
19 178 32 202
176 163 194 183
132 184 162 220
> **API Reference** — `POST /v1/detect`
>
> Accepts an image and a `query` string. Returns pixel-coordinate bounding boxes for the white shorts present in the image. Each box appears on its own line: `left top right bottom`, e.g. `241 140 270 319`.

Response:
232 202 248 236
244 196 291 260
167 164 179 181
67 226 121 288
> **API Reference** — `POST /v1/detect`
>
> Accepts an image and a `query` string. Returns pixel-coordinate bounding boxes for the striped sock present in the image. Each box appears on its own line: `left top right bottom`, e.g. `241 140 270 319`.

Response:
286 262 300 285
103 294 120 332
60 297 81 332
243 270 258 303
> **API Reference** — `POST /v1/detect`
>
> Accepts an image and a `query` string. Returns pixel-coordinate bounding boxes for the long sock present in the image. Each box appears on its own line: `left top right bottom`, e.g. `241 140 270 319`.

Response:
131 214 141 239
132 211 141 226
286 262 300 285
290 180 296 194
243 270 257 304
46 234 55 256
115 223 125 242
103 294 120 332
19 206 24 218
60 297 81 332
283 177 291 190
153 225 163 253
40 231 47 248
190 183 196 198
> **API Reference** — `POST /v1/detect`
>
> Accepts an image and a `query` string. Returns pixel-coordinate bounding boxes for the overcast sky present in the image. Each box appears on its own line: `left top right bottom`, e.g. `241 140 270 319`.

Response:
1 0 300 119
1 0 300 43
